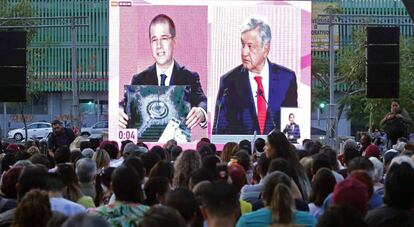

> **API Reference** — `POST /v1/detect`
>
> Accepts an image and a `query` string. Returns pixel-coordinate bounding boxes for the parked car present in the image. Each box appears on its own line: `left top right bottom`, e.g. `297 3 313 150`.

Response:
81 121 108 137
7 122 52 141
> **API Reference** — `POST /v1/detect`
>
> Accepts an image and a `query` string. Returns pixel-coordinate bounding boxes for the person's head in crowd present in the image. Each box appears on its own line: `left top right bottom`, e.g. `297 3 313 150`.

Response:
163 139 177 153
123 156 146 183
17 166 48 201
25 140 39 149
347 156 375 180
267 158 293 177
256 154 271 179
349 170 374 199
140 152 161 177
1 166 23 199
221 142 238 163
112 166 144 203
255 137 266 153
173 150 201 189
201 155 220 179
75 158 97 183
137 142 149 149
196 140 210 152
332 177 369 215
81 148 94 159
368 157 384 184
234 150 251 172
92 148 110 170
47 172 66 194
265 130 297 161
54 145 71 164
165 188 202 227
364 144 380 159
316 205 367 227
261 171 295 225
1 153 16 173
94 166 115 205
70 150 84 164
188 168 214 190
12 189 52 227
343 146 360 167
6 143 20 152
228 162 247 192
15 151 32 163
99 141 119 160
198 181 240 227
150 146 167 160
311 153 331 175
80 140 92 152
200 137 210 143
299 156 313 182
303 140 322 156
171 145 183 162
309 168 336 207
29 153 51 169
359 132 372 150
143 177 170 206
26 146 40 156
320 146 340 171
149 160 174 183
197 143 214 159
209 143 217 156
61 213 109 227
239 139 252 155
56 163 83 202
384 156 414 210
123 143 148 159
13 160 34 169
137 205 185 227
340 139 358 154
383 149 399 171
120 140 133 154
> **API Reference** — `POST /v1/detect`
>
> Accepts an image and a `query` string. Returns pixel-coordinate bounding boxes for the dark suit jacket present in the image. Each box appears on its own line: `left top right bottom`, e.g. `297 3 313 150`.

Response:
213 60 297 134
121 61 207 112
283 122 301 143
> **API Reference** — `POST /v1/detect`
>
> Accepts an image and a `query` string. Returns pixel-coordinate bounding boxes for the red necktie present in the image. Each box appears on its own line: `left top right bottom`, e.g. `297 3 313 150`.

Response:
254 76 267 134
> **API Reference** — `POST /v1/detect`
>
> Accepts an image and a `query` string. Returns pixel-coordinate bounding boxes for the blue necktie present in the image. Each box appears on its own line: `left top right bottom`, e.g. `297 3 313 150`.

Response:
160 74 167 86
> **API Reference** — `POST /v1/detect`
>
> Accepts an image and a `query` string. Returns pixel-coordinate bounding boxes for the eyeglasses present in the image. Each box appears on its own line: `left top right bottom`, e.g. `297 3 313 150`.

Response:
151 36 173 45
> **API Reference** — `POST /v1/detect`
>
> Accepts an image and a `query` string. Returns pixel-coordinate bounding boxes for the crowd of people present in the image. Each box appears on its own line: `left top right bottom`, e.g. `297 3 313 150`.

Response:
0 122 413 227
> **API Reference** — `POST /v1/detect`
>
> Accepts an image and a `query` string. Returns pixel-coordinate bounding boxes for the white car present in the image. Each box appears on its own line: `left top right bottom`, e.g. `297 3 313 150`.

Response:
7 122 53 141
81 121 108 137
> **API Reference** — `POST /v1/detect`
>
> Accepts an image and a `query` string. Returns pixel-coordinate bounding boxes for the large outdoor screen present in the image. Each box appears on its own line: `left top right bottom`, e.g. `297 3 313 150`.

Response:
109 0 311 144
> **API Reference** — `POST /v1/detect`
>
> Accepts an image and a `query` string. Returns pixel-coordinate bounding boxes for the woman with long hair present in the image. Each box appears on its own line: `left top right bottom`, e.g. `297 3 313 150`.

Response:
265 130 311 201
308 168 336 219
173 150 201 189
236 171 316 226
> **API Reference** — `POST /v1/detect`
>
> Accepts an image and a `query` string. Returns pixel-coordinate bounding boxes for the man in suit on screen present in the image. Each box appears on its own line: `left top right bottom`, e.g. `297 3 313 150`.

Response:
119 14 207 129
213 15 297 135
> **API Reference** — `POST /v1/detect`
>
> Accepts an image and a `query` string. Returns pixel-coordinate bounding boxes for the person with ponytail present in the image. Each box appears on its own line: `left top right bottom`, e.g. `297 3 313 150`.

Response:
236 171 316 227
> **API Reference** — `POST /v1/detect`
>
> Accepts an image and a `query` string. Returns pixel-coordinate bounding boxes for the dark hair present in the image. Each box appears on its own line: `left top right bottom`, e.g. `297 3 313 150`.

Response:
321 147 339 170
255 138 266 153
343 147 360 165
197 144 214 159
123 157 146 182
201 155 221 179
29 154 51 169
120 140 133 154
17 166 48 201
239 140 252 155
267 130 310 200
137 205 185 227
189 168 214 189
46 172 66 192
165 188 201 224
309 168 336 206
262 171 293 224
312 153 332 174
171 146 183 161
112 166 143 203
347 157 375 176
51 119 62 125
391 98 400 105
317 205 367 227
56 163 83 202
268 158 293 177
143 177 170 206
61 213 110 227
13 189 52 227
80 141 92 151
149 14 176 39
257 154 271 176
198 181 239 218
94 167 115 206
55 145 71 164
384 162 414 209
140 152 161 177
101 143 118 160
234 150 251 171
150 146 166 160
149 160 174 183
1 167 23 199
70 150 84 164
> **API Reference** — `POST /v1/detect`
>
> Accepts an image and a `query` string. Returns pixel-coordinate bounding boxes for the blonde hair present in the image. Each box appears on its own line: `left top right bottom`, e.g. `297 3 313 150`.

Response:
92 149 110 171
270 184 294 225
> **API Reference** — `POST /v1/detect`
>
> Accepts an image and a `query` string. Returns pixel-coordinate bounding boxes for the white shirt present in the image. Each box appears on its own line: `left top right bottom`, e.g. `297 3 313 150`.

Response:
248 60 270 113
156 61 174 85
